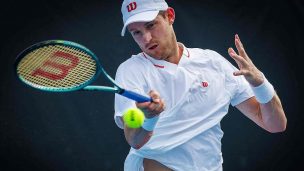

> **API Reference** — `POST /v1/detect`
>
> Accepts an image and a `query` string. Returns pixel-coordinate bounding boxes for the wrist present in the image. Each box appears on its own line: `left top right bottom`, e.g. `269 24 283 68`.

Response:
250 71 265 87
142 116 159 131
250 74 275 104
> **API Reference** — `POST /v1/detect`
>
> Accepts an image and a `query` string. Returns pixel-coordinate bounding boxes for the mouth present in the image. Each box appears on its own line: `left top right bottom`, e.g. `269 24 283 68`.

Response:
148 44 158 50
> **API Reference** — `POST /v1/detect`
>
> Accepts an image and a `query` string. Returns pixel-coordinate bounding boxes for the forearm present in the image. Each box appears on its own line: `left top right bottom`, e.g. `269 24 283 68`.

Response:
124 125 153 149
259 94 287 133
237 77 287 133
122 90 164 149
251 75 287 132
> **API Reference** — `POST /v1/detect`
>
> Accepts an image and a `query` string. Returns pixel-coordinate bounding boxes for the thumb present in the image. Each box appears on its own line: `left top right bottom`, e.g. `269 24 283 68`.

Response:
149 90 161 102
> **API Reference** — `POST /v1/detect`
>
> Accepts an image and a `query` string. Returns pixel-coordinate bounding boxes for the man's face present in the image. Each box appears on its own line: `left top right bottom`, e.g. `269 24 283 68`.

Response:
127 11 175 61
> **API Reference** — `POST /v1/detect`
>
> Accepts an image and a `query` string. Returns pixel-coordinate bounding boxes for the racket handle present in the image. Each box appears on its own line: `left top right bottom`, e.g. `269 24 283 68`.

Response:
120 90 152 103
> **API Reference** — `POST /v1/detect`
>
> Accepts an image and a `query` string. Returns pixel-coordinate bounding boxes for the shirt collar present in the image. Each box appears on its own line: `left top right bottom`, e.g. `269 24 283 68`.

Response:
142 43 190 70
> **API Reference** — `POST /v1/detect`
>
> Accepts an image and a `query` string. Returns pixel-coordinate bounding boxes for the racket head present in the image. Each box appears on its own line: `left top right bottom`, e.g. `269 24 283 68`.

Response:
15 40 102 92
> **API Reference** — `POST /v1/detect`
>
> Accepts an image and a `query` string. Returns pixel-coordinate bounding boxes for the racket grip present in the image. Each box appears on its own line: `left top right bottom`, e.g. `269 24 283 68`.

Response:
120 90 152 103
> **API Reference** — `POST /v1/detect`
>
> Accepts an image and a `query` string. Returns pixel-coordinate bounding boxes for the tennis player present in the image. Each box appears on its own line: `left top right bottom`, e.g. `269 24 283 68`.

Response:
114 0 287 170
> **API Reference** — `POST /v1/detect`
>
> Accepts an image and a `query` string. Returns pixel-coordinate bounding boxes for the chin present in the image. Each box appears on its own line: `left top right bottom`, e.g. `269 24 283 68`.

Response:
148 53 163 60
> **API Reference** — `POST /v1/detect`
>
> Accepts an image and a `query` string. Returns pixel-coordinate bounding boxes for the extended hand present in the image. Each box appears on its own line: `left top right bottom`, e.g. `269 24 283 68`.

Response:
136 90 165 118
228 34 264 87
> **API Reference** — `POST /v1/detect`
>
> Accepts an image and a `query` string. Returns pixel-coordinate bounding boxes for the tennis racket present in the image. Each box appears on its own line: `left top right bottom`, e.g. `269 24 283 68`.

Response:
15 40 152 103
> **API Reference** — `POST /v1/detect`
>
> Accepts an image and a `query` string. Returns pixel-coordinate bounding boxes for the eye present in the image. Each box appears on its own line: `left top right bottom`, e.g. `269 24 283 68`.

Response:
132 30 141 36
146 22 155 29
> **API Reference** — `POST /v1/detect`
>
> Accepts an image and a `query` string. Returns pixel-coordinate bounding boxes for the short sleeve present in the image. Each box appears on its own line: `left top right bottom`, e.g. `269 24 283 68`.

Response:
208 50 254 106
114 57 148 129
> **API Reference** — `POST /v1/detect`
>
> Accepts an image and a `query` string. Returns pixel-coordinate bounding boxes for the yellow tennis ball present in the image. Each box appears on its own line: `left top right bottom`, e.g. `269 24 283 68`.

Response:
123 108 145 128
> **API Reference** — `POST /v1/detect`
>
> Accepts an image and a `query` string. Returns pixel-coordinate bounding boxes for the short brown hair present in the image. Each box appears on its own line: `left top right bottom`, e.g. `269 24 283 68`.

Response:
158 10 167 18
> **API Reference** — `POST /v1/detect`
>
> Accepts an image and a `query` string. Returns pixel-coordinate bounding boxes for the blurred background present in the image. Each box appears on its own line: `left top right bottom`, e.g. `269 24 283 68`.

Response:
1 0 303 170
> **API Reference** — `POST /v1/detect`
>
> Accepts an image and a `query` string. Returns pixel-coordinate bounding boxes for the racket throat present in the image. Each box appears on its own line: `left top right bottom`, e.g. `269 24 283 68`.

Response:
83 85 120 92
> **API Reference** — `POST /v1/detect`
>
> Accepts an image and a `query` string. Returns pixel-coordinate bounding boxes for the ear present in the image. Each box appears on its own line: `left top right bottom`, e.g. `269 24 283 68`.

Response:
166 7 175 24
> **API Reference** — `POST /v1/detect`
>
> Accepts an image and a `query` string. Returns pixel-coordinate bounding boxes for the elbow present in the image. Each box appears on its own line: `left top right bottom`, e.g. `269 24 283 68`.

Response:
280 119 287 132
268 125 286 133
128 132 153 150
267 118 287 133
132 143 144 150
129 139 148 150
126 137 144 149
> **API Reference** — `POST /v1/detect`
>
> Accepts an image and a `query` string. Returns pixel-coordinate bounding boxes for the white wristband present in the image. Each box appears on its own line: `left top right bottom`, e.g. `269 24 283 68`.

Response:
142 116 159 131
251 75 275 104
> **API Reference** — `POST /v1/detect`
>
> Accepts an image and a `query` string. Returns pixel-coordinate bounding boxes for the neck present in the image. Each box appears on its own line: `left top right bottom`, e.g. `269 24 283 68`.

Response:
166 42 183 64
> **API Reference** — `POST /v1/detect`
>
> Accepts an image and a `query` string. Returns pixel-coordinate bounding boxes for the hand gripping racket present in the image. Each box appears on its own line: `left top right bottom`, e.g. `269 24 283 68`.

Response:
15 40 152 103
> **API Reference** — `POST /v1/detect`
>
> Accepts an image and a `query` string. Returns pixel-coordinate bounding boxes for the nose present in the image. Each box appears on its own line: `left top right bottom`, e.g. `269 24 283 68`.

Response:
142 31 152 44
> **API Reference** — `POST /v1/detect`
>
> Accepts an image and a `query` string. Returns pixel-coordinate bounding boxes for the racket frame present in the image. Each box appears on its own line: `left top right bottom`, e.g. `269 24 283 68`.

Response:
15 40 122 93
15 40 152 102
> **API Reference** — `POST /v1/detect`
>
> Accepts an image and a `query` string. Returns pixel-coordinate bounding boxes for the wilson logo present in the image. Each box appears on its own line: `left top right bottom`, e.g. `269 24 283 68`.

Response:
202 81 209 87
127 2 137 12
31 51 79 80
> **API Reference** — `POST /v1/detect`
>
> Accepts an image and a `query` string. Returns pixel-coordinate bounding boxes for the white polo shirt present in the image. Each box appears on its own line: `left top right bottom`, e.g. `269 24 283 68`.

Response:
114 44 254 171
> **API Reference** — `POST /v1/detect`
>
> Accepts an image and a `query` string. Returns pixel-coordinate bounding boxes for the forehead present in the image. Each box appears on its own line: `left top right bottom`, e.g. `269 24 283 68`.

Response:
127 15 164 31
127 21 146 31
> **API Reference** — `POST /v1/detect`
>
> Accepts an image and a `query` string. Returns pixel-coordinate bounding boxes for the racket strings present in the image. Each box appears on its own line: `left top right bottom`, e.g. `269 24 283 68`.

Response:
17 45 97 90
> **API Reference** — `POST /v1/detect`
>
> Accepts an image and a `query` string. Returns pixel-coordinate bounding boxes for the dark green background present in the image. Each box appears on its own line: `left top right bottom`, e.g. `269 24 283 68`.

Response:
1 0 303 170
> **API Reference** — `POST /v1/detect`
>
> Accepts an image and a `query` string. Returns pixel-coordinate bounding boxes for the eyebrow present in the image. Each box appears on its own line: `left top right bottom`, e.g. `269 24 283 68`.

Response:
128 21 155 33
144 20 154 26
128 28 136 32
128 26 140 33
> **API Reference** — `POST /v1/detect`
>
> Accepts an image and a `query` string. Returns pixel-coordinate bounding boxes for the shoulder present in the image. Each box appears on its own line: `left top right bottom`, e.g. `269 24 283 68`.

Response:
187 48 231 68
186 47 238 75
116 53 152 75
188 48 226 62
115 53 156 83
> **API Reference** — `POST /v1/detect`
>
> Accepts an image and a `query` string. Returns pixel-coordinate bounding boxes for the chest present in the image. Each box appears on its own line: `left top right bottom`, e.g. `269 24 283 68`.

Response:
145 65 228 109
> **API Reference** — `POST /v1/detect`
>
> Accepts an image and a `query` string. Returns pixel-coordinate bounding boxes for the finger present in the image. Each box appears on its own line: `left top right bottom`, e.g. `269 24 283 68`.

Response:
154 99 165 112
233 70 249 76
147 102 159 111
228 48 240 66
235 34 244 49
147 99 165 117
149 90 161 102
148 98 164 111
136 101 151 110
234 34 248 59
228 47 248 66
228 47 237 55
136 90 159 110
